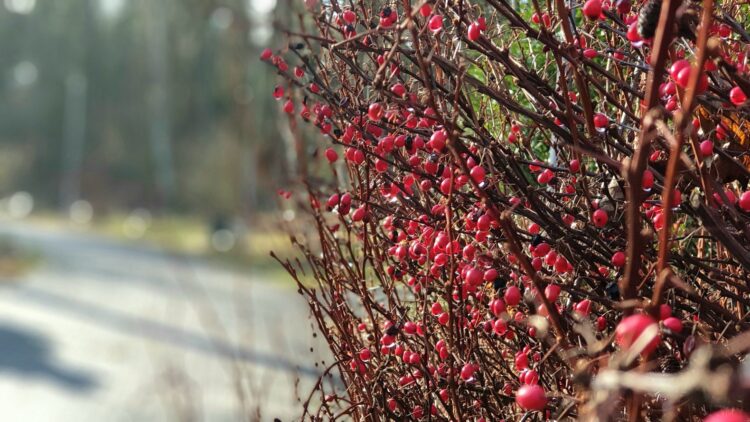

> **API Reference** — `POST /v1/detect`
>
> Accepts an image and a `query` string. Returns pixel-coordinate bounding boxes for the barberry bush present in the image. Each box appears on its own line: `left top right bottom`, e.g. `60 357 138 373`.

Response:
266 0 750 419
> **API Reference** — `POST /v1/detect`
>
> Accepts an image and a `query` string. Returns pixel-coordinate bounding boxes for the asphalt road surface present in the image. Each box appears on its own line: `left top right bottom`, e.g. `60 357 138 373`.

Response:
0 221 329 421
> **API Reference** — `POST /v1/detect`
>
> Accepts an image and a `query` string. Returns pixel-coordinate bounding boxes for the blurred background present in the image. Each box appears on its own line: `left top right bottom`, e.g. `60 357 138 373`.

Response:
0 1 326 421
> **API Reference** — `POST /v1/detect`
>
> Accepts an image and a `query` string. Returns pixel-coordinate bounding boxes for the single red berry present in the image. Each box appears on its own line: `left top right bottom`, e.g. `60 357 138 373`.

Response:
460 363 476 381
325 148 338 163
537 168 554 184
575 299 592 317
611 251 626 267
283 99 294 114
675 67 691 89
387 398 398 411
730 86 747 105
717 24 732 38
615 314 660 355
626 22 641 42
704 409 750 422
478 17 487 30
467 22 481 41
368 102 383 121
390 83 406 97
352 205 368 222
490 298 506 316
699 140 714 157
582 0 602 19
592 209 608 227
260 48 273 60
739 191 750 212
342 9 356 23
593 113 609 129
515 352 529 370
359 348 372 361
642 169 654 191
544 284 561 302
493 319 507 335
428 15 443 32
596 315 607 331
515 384 547 410
470 166 486 183
583 48 598 59
662 316 683 333
504 286 521 306
542 13 551 27
569 159 581 173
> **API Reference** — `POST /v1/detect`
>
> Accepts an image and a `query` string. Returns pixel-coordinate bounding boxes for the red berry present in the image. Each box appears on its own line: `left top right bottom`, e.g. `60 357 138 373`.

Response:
504 286 521 306
359 348 371 361
493 319 507 334
490 298 506 316
626 22 641 42
730 86 747 105
615 314 660 355
675 67 691 89
477 17 487 30
611 251 626 267
583 48 598 59
368 102 383 121
470 166 486 183
428 15 443 32
593 113 609 128
704 409 750 422
569 159 581 173
352 205 368 221
516 384 547 410
596 315 607 331
460 363 476 381
739 191 750 212
342 9 356 23
515 352 529 370
283 99 294 114
390 83 406 97
260 48 273 60
575 299 592 317
662 316 683 333
717 24 732 38
700 140 714 157
592 209 608 227
542 13 551 27
582 0 601 19
325 148 338 163
467 22 481 41
642 169 654 191
545 284 561 302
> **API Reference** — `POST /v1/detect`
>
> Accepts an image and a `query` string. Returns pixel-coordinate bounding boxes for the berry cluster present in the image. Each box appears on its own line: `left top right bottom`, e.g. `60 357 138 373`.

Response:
266 0 750 419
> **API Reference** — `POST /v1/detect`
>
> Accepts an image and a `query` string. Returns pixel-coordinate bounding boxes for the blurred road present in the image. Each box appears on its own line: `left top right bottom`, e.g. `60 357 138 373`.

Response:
0 221 327 422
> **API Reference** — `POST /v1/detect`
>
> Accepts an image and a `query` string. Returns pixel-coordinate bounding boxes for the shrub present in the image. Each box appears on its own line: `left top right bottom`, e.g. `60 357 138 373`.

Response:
266 0 750 419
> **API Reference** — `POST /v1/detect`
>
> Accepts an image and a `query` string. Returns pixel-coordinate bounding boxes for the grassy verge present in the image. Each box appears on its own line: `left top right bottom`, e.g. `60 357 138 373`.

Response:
92 213 298 284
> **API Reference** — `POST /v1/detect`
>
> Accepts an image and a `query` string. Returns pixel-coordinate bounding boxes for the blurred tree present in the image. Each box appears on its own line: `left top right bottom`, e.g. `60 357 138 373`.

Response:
0 0 286 217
